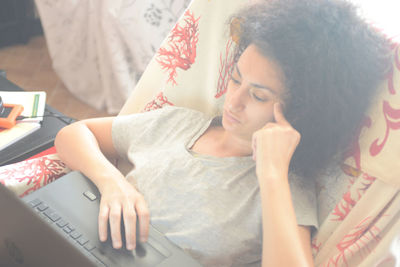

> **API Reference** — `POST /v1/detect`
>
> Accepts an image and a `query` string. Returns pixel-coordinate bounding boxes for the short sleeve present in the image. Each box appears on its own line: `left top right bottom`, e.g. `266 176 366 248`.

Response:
112 106 210 160
288 173 319 231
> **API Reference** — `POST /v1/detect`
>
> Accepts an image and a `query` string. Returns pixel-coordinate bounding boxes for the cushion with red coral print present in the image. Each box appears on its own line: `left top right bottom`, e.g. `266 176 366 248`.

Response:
309 42 400 267
343 42 400 188
0 148 71 197
316 42 400 224
119 0 250 117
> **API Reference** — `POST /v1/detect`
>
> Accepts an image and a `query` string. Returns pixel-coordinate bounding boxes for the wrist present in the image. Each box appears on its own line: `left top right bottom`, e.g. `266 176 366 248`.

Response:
94 170 127 194
257 172 291 200
256 164 288 181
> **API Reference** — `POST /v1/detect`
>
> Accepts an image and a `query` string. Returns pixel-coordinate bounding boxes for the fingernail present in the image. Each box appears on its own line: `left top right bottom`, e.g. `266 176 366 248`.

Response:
140 237 147 243
127 243 134 250
113 241 121 248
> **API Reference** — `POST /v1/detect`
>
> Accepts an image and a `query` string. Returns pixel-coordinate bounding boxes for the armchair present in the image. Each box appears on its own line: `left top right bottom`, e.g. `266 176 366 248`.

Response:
1 0 400 265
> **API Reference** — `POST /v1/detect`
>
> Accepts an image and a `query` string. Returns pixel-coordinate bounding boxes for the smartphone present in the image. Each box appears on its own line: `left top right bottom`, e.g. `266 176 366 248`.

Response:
0 96 24 129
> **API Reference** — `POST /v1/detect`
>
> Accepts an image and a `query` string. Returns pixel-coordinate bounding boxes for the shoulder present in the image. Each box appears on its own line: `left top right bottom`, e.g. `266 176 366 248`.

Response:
154 106 210 122
115 106 209 126
112 106 212 151
137 106 211 133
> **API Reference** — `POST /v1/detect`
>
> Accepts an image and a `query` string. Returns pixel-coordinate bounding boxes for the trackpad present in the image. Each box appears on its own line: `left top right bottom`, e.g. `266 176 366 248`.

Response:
92 240 166 267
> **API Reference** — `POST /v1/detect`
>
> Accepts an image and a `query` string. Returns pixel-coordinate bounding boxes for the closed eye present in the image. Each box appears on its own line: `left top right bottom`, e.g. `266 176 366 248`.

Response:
231 77 241 85
252 93 268 102
250 88 269 102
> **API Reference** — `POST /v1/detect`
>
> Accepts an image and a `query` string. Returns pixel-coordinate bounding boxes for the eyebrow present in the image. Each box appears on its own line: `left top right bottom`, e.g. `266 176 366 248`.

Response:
234 65 278 95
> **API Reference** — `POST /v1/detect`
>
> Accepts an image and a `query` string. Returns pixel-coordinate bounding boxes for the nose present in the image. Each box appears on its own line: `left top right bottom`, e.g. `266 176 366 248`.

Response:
228 86 248 112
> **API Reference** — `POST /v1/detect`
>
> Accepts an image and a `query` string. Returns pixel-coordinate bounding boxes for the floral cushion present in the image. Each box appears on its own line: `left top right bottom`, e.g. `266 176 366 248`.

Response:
0 152 70 197
343 43 400 187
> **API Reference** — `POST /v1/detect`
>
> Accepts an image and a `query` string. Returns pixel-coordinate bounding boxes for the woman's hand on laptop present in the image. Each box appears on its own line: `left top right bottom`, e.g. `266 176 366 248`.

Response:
98 178 150 250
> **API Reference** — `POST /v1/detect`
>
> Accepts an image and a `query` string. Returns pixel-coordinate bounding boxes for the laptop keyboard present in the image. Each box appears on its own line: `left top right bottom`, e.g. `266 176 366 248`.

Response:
28 198 107 266
27 198 169 267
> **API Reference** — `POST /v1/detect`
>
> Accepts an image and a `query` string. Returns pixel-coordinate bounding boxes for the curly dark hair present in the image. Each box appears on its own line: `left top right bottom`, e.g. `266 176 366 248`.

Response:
231 0 392 179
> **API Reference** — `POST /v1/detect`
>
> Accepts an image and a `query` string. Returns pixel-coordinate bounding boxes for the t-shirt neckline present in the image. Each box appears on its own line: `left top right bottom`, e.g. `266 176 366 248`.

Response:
184 116 254 163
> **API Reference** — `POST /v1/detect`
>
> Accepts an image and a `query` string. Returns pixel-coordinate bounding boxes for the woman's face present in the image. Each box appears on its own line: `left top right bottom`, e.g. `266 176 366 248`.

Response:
222 44 286 141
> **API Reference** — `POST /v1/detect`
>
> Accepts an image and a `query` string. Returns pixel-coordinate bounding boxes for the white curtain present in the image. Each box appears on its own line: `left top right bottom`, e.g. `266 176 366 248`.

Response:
35 0 191 114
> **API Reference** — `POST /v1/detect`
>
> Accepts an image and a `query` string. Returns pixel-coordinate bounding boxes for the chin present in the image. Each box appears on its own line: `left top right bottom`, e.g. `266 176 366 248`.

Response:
221 115 234 130
222 117 249 138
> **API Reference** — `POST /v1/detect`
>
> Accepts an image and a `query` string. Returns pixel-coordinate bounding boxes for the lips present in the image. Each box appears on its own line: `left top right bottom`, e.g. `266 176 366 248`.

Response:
224 109 241 124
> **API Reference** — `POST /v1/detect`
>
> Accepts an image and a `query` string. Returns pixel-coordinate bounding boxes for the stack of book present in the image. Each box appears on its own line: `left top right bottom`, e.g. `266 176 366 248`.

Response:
0 91 46 151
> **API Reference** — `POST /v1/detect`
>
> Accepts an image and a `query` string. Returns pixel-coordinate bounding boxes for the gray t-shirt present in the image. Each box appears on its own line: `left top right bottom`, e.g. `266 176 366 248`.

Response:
112 106 318 267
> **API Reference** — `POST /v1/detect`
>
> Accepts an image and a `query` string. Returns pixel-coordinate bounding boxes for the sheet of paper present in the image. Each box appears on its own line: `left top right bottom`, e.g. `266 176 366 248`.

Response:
0 91 46 122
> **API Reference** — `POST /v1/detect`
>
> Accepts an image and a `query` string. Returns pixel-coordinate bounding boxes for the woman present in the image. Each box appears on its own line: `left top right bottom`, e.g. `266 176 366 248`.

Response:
55 0 391 266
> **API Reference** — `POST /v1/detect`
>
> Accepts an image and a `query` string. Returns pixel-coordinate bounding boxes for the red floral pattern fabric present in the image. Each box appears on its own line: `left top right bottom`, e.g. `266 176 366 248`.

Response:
215 38 236 98
142 92 174 112
0 154 70 197
157 10 200 86
312 43 400 266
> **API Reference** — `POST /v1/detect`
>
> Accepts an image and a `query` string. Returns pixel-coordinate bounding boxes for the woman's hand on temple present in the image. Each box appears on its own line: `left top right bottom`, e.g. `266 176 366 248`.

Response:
252 103 301 179
98 177 150 250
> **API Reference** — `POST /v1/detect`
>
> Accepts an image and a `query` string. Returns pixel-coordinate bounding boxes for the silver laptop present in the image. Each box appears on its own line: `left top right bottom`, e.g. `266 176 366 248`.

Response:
0 171 202 267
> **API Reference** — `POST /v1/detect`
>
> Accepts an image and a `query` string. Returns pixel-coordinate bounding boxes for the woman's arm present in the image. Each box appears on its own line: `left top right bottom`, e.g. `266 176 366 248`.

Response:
55 118 120 185
258 172 313 266
55 118 150 250
253 103 314 266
